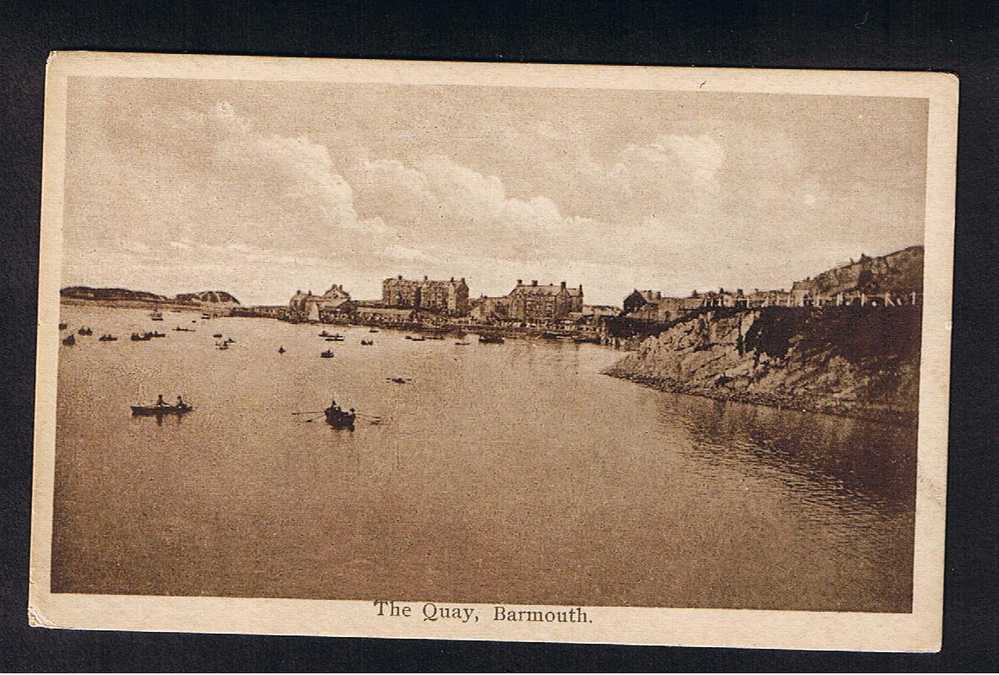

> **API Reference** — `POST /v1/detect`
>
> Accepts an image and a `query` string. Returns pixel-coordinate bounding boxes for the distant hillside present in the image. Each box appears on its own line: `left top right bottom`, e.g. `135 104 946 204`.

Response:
174 290 241 305
61 286 240 306
796 246 924 296
61 286 167 303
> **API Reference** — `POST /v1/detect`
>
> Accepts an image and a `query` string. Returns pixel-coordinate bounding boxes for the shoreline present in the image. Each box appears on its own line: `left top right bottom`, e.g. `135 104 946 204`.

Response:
602 369 919 427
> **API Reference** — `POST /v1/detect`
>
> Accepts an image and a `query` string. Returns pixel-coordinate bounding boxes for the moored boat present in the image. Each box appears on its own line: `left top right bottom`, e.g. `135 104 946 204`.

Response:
77 326 93 336
150 310 164 321
360 339 374 346
174 326 195 332
130 332 152 341
58 322 68 330
321 349 335 358
478 334 505 344
98 334 118 342
62 334 75 346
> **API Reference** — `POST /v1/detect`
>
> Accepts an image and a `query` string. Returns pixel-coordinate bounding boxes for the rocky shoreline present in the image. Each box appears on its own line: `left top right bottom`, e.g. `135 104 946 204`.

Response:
602 306 922 427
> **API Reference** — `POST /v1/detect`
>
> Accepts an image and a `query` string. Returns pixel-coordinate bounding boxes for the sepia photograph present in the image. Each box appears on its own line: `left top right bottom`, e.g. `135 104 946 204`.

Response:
29 53 957 650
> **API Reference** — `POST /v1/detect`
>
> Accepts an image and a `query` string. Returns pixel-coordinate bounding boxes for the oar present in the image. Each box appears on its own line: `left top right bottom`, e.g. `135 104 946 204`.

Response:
302 412 326 423
292 411 325 415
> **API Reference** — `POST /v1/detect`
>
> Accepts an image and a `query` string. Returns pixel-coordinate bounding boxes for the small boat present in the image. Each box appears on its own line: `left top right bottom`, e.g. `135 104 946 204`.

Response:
278 346 286 354
148 331 166 338
408 335 425 342
478 334 505 344
212 333 223 338
217 343 229 350
387 376 410 385
360 339 374 346
150 310 164 321
369 328 379 333
131 403 193 417
130 332 152 341
455 341 470 346
324 337 337 342
573 336 602 344
425 334 445 341
62 334 75 346
201 313 212 319
77 326 93 336
174 326 195 332
98 334 118 342
324 406 356 430
329 334 345 341
321 349 335 358
58 322 67 330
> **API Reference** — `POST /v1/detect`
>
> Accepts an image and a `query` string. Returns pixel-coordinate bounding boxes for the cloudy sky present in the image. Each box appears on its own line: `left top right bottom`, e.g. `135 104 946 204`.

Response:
61 76 928 306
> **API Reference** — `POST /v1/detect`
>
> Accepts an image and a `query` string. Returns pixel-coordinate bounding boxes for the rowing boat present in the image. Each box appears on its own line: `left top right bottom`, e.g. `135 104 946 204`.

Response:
325 407 356 429
131 403 193 416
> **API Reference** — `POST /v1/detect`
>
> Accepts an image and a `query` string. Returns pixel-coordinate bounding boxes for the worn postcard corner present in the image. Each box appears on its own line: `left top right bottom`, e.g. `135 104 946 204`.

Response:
30 51 956 651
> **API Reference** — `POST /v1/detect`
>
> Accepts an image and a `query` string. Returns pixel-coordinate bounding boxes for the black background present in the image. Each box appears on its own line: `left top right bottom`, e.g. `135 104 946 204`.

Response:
1 1 996 671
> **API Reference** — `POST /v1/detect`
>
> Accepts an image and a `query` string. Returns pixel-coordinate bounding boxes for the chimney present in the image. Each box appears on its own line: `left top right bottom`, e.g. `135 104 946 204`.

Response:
560 281 566 289
450 276 454 282
424 275 428 281
397 275 402 280
578 284 583 293
656 291 662 300
531 280 538 286
517 279 523 286
460 277 465 283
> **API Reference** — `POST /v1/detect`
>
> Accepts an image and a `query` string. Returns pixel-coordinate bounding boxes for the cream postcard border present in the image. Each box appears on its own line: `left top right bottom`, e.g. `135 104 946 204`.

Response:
30 52 958 652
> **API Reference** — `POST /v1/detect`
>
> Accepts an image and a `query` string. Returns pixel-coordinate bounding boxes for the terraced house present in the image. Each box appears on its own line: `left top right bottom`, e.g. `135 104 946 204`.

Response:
506 280 583 324
382 275 469 315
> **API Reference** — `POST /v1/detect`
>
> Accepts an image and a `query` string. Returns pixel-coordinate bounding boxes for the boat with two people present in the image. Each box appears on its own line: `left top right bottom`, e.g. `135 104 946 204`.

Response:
77 326 93 336
320 349 335 358
368 328 379 333
174 326 196 332
360 339 374 346
406 335 425 342
62 334 75 346
131 394 193 417
478 334 505 344
150 309 164 321
130 332 153 341
58 322 67 330
98 334 118 342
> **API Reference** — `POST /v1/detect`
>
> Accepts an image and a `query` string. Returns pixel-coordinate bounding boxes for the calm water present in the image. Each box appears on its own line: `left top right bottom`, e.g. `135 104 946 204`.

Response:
52 305 915 611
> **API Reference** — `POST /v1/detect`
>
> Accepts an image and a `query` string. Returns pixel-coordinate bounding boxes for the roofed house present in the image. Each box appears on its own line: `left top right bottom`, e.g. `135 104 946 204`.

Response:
289 283 355 322
506 279 583 324
383 275 470 315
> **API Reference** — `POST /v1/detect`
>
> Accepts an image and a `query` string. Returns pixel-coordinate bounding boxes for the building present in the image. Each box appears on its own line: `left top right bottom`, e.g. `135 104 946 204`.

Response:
506 280 583 324
382 275 470 315
289 283 355 322
354 306 417 325
469 295 512 324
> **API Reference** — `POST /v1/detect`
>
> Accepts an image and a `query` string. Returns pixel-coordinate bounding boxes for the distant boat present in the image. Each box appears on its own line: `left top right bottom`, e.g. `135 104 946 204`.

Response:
77 326 93 336
369 328 379 333
98 334 118 342
201 312 212 319
131 403 193 417
148 331 166 338
130 332 152 341
58 322 67 330
478 334 505 344
150 310 164 321
174 326 195 332
360 339 374 346
425 334 445 341
321 349 335 358
62 334 75 346
278 346 286 354
455 341 470 346
408 335 425 342
212 333 223 338
217 342 229 350
387 377 409 384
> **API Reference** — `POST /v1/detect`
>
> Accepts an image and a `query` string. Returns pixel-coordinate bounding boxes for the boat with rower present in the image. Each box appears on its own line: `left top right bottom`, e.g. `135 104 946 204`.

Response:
321 349 335 358
98 334 118 342
62 334 75 346
478 334 505 344
131 402 193 417
130 332 152 341
360 339 374 346
150 309 164 321
174 326 196 332
324 406 356 429
77 326 93 336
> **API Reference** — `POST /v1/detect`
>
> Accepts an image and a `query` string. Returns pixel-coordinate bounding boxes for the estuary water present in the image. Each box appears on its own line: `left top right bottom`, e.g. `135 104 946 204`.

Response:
52 305 916 611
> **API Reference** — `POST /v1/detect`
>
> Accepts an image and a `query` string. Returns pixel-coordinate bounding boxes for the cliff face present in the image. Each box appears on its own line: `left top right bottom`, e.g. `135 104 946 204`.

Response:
174 290 240 305
605 306 922 423
797 245 924 296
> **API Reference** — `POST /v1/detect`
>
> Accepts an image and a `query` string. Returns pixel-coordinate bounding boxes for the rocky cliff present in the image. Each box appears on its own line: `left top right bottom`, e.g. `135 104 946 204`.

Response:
604 306 922 423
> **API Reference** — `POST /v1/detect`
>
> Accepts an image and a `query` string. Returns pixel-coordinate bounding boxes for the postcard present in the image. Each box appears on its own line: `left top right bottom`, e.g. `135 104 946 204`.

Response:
30 52 957 651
